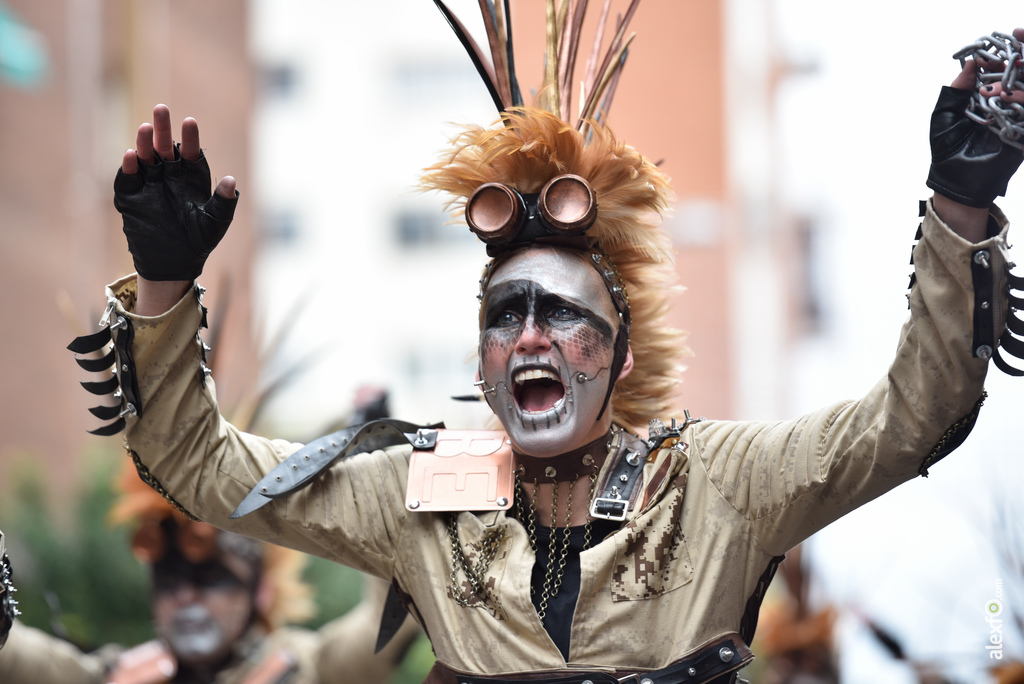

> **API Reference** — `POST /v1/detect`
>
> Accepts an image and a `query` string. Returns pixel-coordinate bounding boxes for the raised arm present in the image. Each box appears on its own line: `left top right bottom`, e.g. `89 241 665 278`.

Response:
697 30 1024 556
928 27 1024 241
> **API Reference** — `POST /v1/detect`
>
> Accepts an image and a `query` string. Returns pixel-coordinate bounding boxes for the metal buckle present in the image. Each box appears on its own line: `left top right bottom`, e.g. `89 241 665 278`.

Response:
590 496 628 521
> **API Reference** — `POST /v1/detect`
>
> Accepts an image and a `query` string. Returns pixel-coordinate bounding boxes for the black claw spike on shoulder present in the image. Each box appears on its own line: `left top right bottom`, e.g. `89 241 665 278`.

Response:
89 404 123 420
998 328 1024 359
994 346 1024 376
87 418 126 437
75 348 116 372
81 376 120 395
67 327 112 354
1007 311 1024 337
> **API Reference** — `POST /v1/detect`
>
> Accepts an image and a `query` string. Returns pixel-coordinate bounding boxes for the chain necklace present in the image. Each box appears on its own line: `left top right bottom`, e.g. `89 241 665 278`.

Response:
447 513 506 607
517 469 597 624
446 428 613 620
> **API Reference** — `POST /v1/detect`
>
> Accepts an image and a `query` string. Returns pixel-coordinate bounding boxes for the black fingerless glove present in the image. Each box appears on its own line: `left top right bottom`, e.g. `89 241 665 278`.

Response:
926 85 1023 208
114 144 238 281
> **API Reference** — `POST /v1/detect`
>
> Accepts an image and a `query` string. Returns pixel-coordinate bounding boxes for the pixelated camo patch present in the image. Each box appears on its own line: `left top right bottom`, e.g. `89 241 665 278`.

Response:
611 474 692 601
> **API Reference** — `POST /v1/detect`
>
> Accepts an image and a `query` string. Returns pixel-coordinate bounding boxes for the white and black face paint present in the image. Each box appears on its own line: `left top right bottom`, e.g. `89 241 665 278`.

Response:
480 248 620 457
160 603 230 663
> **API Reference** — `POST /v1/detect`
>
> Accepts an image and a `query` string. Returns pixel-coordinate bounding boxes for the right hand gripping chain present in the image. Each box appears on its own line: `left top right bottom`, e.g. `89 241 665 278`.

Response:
953 31 1024 151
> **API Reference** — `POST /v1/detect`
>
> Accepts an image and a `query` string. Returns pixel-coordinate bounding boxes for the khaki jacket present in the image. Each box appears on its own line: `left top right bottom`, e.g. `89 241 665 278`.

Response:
107 201 1007 677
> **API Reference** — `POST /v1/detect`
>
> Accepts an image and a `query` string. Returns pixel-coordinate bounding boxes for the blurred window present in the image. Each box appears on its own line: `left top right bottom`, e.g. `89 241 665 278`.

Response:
260 63 299 101
261 210 301 245
394 208 474 247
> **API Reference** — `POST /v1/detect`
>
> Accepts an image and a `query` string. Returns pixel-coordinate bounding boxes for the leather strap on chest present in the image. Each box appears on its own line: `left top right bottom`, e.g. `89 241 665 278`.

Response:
590 430 649 521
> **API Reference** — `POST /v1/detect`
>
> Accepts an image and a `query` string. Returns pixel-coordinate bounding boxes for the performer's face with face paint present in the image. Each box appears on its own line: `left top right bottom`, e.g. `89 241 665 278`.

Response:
480 247 630 457
150 550 256 670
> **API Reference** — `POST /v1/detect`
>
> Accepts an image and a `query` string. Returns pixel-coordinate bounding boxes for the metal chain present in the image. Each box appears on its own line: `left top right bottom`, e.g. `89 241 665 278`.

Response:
536 475 561 620
919 392 987 476
954 31 1024 150
550 474 578 599
447 514 506 608
126 445 199 521
514 466 598 624
583 471 597 551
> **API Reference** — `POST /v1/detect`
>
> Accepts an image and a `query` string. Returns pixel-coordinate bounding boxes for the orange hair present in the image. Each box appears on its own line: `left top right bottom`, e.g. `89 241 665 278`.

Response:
421 107 686 428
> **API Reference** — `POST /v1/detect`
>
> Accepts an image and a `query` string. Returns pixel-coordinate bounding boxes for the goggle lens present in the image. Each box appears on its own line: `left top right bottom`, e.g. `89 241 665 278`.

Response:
466 174 597 245
466 183 521 241
539 174 597 234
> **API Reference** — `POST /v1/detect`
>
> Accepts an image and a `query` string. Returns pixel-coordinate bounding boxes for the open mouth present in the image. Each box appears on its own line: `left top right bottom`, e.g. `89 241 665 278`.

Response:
513 367 566 413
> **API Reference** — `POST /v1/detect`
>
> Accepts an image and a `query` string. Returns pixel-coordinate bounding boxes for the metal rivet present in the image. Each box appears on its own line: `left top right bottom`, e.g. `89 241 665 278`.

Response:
261 487 267 492
304 455 310 460
409 500 421 509
545 466 557 478
641 679 653 684
977 345 993 360
582 680 594 684
981 300 990 309
719 647 734 662
506 439 511 445
611 485 620 498
275 476 282 482
291 464 297 470
497 497 509 506
688 668 697 677
121 363 128 372
582 454 595 466
619 473 629 483
974 250 991 268
626 450 642 466
319 447 325 453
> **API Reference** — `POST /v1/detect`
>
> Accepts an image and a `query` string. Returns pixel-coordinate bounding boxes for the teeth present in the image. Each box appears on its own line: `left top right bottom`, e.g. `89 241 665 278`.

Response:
514 368 559 385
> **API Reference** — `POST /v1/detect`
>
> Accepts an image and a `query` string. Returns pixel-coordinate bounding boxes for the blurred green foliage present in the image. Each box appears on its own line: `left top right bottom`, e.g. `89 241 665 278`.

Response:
0 452 151 649
0 451 433 682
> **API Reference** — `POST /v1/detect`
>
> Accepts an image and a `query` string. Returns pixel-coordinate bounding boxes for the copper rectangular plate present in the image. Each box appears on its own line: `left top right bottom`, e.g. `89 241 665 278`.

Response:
405 430 514 511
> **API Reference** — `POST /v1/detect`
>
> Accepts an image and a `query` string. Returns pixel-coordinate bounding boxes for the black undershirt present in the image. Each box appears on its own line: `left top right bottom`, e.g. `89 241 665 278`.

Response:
530 519 621 661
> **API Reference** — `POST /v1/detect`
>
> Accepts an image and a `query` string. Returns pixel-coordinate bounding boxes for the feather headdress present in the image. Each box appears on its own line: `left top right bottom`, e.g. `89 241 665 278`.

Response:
422 1 685 427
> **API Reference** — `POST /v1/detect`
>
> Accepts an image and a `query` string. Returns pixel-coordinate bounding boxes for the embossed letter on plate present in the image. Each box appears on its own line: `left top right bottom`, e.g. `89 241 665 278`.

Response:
405 430 515 512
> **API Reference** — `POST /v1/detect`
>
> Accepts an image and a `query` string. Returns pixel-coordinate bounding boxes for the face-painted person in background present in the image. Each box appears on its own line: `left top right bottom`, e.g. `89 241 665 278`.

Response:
0 465 418 684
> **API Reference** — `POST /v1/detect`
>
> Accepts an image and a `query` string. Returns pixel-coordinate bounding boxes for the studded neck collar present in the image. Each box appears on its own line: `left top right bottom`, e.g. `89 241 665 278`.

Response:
513 430 612 483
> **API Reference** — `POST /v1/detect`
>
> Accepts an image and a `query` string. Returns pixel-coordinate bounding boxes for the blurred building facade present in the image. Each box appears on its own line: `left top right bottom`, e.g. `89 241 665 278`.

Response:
0 0 257 495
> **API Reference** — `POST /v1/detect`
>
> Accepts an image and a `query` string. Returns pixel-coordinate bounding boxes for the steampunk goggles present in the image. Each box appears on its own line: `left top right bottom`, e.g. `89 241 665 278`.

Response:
466 174 598 250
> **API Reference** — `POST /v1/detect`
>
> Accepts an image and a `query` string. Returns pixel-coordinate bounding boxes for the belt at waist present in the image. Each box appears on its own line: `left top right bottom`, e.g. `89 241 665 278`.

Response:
426 633 752 684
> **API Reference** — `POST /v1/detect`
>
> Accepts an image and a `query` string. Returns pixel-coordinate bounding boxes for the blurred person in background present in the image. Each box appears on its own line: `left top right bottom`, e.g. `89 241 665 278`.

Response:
0 464 417 683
